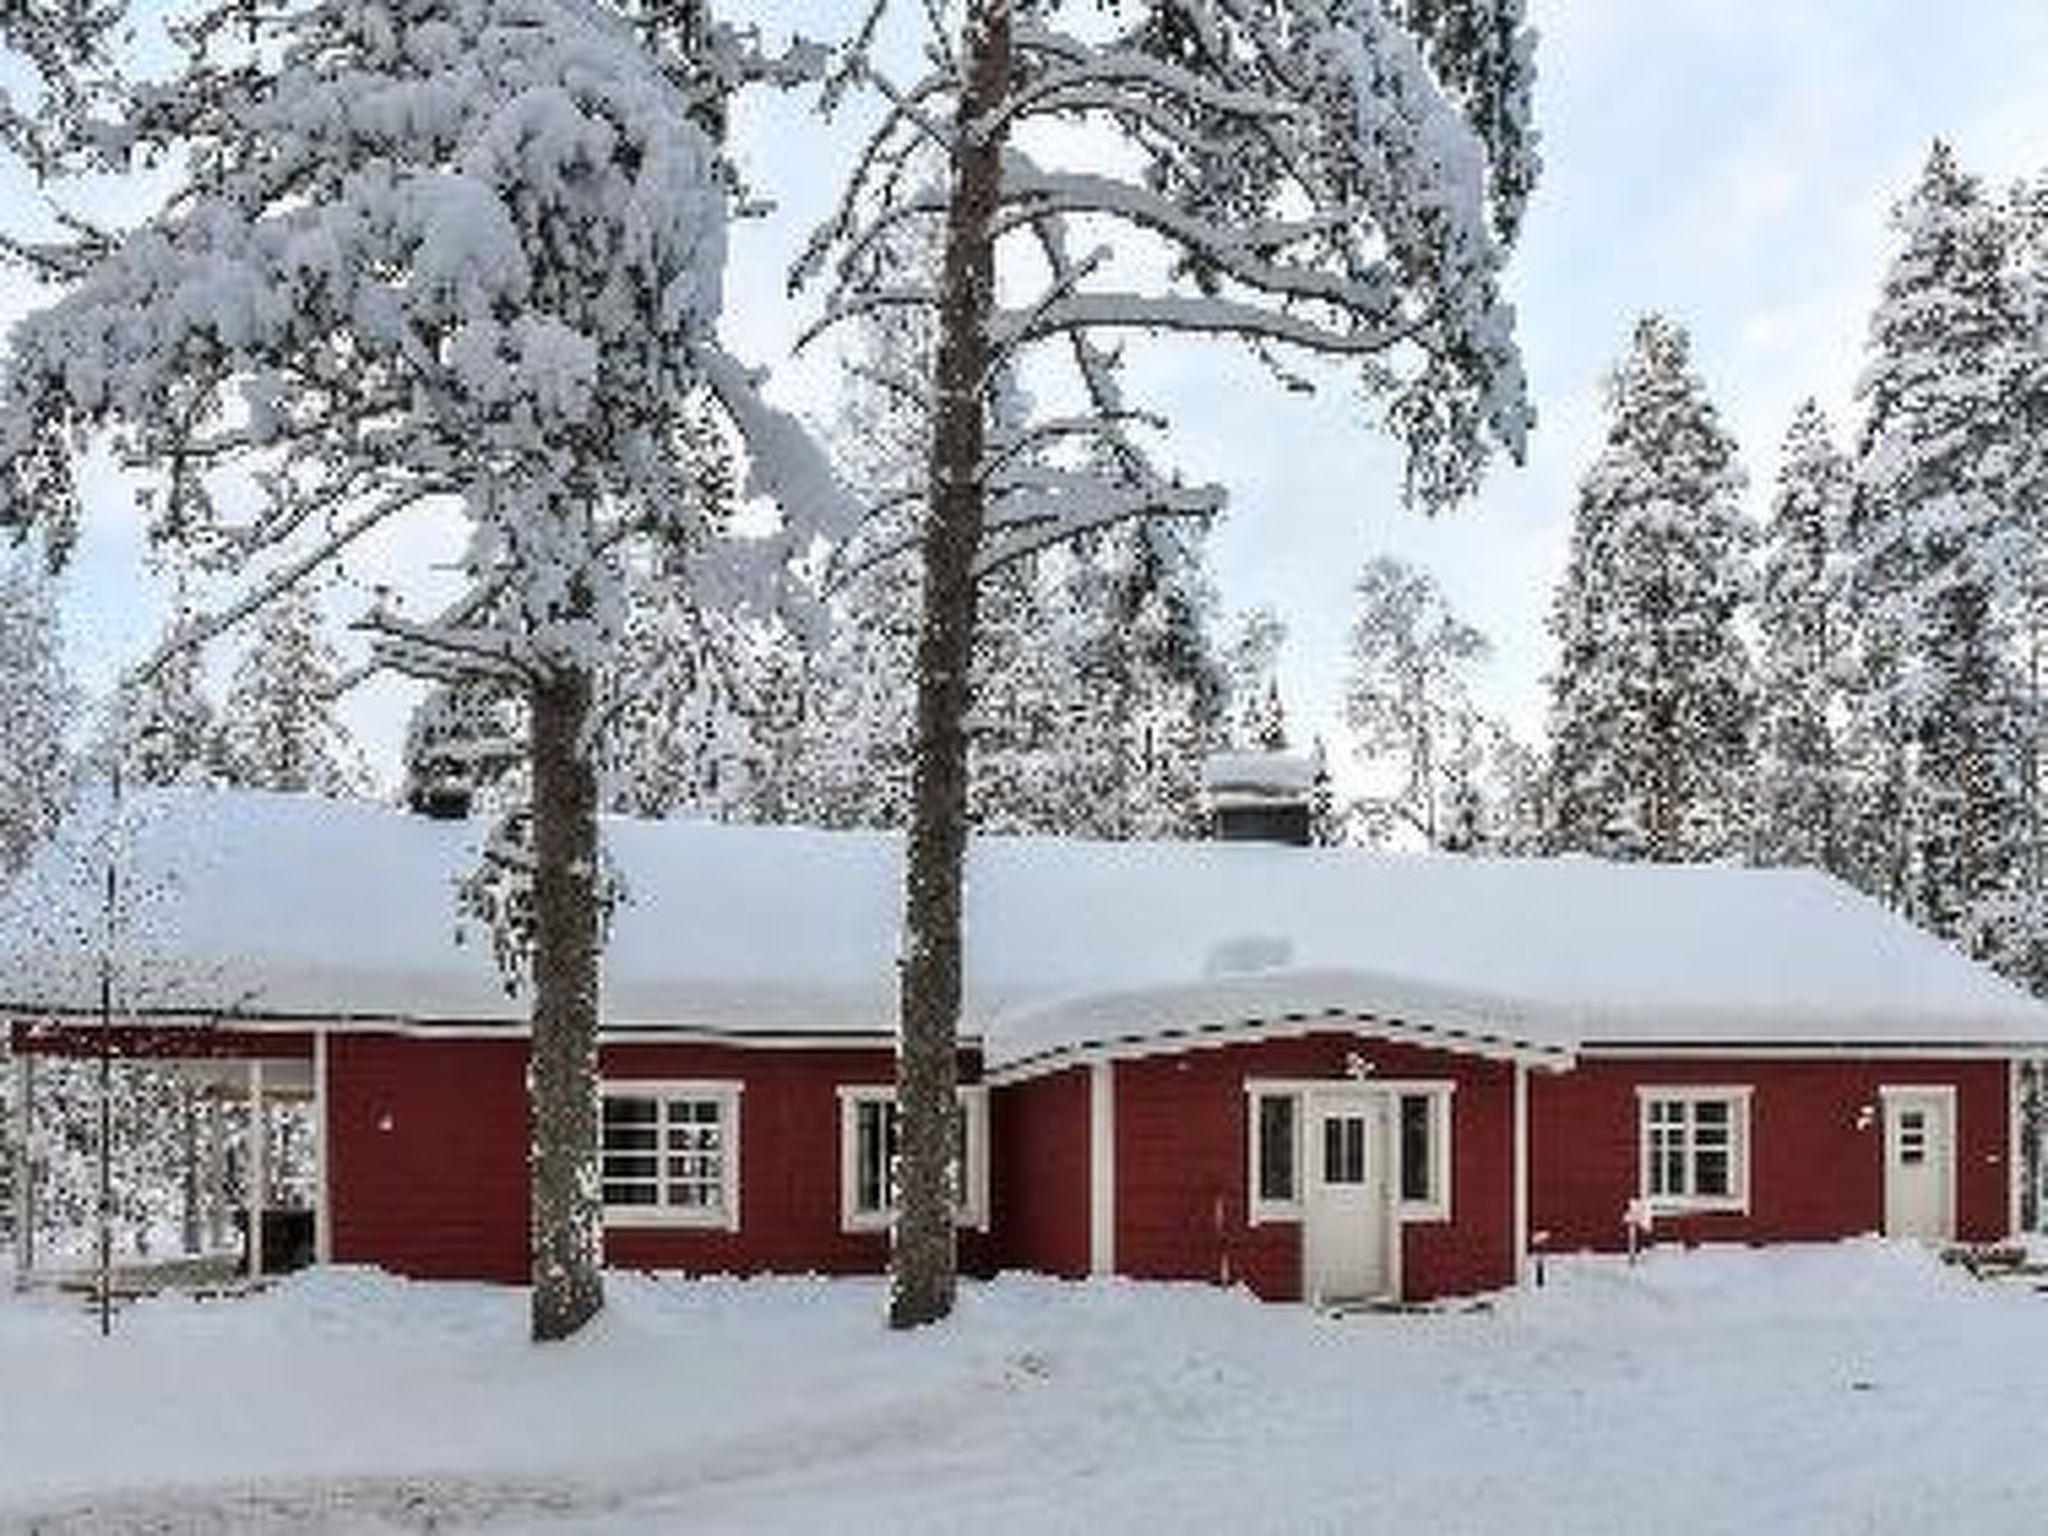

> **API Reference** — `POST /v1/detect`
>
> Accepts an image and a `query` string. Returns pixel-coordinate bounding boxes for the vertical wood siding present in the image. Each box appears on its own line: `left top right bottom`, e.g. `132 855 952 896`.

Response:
328 1033 992 1281
990 1065 1091 1277
1528 1056 2011 1252
1106 1032 1518 1302
328 1033 530 1281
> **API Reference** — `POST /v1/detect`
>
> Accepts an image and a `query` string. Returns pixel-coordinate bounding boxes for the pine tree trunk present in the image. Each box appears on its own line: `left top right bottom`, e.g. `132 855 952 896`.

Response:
529 664 604 1343
892 0 1011 1332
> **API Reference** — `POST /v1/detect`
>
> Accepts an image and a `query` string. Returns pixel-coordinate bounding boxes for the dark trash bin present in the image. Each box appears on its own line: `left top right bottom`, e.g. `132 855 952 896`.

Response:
233 1208 316 1274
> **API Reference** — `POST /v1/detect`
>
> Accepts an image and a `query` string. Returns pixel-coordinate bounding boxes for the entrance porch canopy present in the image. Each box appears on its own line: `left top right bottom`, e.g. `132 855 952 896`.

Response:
8 1017 322 1285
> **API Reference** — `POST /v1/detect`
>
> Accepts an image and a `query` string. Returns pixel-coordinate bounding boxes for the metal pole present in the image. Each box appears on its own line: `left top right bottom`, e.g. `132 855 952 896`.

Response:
205 1087 227 1253
313 1030 331 1266
179 1081 200 1257
247 1060 267 1285
97 770 121 1339
11 1048 32 1287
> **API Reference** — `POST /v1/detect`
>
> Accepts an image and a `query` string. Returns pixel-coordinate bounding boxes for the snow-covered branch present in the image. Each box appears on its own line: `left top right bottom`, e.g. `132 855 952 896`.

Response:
996 291 1419 357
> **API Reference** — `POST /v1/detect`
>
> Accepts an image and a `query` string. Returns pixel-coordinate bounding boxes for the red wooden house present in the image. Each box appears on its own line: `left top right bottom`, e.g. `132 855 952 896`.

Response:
6 785 2044 1305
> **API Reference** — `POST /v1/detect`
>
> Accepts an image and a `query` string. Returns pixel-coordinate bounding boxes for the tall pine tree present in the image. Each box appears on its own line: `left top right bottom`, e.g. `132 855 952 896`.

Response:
1850 143 2033 949
1544 315 1753 861
214 585 364 795
1753 400 1851 871
0 0 848 1342
1223 608 1291 752
805 0 1539 1326
109 620 215 790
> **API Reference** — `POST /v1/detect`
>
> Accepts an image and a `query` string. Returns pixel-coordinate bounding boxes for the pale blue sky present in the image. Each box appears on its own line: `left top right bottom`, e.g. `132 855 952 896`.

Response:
11 0 2048 785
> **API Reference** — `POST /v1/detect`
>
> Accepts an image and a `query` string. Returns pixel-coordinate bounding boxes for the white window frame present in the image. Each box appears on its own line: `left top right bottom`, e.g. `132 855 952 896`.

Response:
1245 1078 1455 1225
837 1085 990 1234
1393 1087 1455 1222
600 1079 743 1231
1636 1086 1752 1215
1246 1084 1306 1224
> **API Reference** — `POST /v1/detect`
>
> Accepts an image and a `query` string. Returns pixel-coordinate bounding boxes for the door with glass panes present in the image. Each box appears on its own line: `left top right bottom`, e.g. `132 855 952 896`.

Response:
1303 1088 1393 1304
1881 1089 1954 1242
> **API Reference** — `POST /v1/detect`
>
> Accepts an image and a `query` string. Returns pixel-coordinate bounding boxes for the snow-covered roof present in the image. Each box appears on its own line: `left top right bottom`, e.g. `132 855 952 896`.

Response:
3 789 2046 1070
1201 751 1319 801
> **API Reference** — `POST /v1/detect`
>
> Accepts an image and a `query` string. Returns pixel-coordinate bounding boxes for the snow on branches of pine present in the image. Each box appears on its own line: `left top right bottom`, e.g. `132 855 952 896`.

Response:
802 0 1536 539
0 0 842 681
0 557 75 876
1854 143 2035 632
0 0 125 167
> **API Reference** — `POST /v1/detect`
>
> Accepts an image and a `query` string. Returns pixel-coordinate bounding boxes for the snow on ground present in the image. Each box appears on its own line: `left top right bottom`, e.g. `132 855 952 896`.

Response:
2 1242 2045 1534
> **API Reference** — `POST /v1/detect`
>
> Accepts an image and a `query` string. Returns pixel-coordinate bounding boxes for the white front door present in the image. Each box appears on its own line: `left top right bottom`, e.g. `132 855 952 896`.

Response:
1304 1089 1393 1305
1882 1090 1955 1243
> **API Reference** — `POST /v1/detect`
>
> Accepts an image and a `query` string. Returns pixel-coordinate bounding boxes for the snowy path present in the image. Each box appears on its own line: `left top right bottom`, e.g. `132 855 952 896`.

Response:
3 1243 2045 1534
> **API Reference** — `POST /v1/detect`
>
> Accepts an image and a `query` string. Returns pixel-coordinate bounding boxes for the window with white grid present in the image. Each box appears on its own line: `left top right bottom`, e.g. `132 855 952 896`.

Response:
1639 1088 1750 1212
600 1082 741 1229
837 1086 989 1233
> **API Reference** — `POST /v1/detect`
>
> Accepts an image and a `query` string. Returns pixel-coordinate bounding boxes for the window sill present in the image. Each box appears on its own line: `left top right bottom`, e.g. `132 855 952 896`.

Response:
602 1210 739 1231
1248 1201 1305 1227
841 1211 989 1235
1399 1201 1452 1224
1640 1196 1748 1218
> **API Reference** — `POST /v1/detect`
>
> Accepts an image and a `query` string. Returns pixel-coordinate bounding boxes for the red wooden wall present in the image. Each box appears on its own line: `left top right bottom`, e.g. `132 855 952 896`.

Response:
319 1028 2022 1298
326 1032 993 1283
328 1033 529 1281
990 1065 1091 1278
1107 1031 1518 1303
601 1041 992 1278
1528 1055 2011 1252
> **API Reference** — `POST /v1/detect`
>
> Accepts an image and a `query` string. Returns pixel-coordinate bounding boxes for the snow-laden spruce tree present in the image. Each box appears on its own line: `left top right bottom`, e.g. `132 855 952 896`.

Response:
0 558 75 877
1850 142 2033 948
1753 399 1851 872
793 564 917 829
214 584 365 796
590 401 828 825
1543 314 1753 862
1993 171 2048 992
1047 519 1226 839
0 0 845 1341
1223 607 1291 752
1344 553 1491 848
811 259 1229 841
804 0 1537 1326
964 534 1223 839
602 574 817 824
107 622 216 789
403 677 520 817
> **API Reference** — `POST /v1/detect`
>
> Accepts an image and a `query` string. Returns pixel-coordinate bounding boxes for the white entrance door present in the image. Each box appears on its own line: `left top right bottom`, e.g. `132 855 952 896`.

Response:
1882 1089 1955 1243
1304 1090 1393 1305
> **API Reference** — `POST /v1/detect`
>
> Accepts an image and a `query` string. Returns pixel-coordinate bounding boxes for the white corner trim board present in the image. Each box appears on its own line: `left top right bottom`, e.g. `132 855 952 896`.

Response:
1513 1062 1529 1283
1090 1061 1115 1277
313 1028 332 1265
